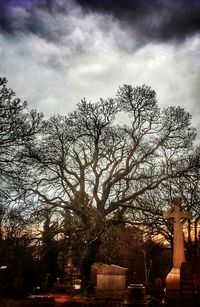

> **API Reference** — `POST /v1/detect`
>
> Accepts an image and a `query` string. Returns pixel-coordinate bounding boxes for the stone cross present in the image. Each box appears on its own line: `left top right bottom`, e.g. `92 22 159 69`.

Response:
163 197 192 268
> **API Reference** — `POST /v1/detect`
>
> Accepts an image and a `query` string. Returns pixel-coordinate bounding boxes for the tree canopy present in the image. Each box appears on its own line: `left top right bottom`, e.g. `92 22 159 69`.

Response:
23 84 196 221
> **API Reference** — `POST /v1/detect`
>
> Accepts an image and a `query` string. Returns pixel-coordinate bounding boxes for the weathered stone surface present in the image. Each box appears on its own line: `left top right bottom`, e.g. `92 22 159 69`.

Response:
92 263 128 300
92 264 128 276
163 197 192 269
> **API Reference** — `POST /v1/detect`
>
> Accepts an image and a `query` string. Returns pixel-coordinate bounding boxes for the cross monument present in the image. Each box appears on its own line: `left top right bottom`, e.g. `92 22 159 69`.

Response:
163 197 192 304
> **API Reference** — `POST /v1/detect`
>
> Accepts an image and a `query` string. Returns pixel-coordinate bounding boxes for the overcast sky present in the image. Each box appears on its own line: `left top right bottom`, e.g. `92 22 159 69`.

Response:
0 0 200 137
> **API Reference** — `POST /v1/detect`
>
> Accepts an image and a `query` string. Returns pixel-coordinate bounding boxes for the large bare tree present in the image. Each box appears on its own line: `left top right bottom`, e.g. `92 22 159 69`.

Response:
22 84 196 288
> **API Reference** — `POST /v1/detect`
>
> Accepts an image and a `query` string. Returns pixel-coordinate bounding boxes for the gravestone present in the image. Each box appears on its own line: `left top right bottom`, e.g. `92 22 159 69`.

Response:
91 263 128 300
163 197 192 306
121 283 148 307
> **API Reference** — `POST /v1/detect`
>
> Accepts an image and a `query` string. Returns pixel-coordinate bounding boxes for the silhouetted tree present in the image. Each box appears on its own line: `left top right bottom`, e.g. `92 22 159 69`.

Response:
0 77 43 204
0 77 43 295
21 84 197 290
0 202 39 295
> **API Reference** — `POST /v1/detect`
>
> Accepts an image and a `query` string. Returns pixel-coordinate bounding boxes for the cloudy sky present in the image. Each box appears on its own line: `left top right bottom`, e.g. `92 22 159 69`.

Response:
0 0 200 136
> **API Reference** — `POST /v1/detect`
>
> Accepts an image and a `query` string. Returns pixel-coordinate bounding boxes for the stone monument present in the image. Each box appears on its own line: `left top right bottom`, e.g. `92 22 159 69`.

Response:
91 263 128 300
163 197 192 306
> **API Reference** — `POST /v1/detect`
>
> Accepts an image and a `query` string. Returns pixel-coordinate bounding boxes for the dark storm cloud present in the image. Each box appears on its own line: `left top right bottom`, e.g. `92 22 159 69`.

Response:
0 0 132 50
1 0 200 43
76 0 200 42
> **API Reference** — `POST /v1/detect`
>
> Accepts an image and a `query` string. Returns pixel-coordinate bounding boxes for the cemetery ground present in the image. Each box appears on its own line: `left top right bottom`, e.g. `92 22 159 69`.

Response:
0 290 152 307
0 265 199 307
0 219 200 307
0 292 108 307
0 218 199 307
0 267 199 307
0 280 199 307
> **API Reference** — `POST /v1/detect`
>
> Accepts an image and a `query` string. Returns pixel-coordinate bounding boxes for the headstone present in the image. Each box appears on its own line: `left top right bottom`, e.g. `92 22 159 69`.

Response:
121 283 148 306
163 197 192 306
92 263 128 300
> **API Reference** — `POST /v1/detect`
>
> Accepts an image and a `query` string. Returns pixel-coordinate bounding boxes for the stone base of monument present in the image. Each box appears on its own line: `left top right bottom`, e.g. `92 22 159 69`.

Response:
166 268 180 291
180 262 194 307
163 268 181 307
121 284 148 307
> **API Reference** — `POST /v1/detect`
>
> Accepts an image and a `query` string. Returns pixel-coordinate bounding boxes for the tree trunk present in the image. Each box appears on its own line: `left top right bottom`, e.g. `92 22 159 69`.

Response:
81 238 102 293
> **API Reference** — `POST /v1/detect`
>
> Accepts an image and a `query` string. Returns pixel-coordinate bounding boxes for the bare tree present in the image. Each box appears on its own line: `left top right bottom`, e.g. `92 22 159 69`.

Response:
22 84 196 289
0 77 43 203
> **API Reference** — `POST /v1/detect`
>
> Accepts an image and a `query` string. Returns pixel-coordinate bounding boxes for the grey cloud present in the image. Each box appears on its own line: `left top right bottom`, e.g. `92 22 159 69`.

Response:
0 0 199 140
0 32 70 115
76 0 200 43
